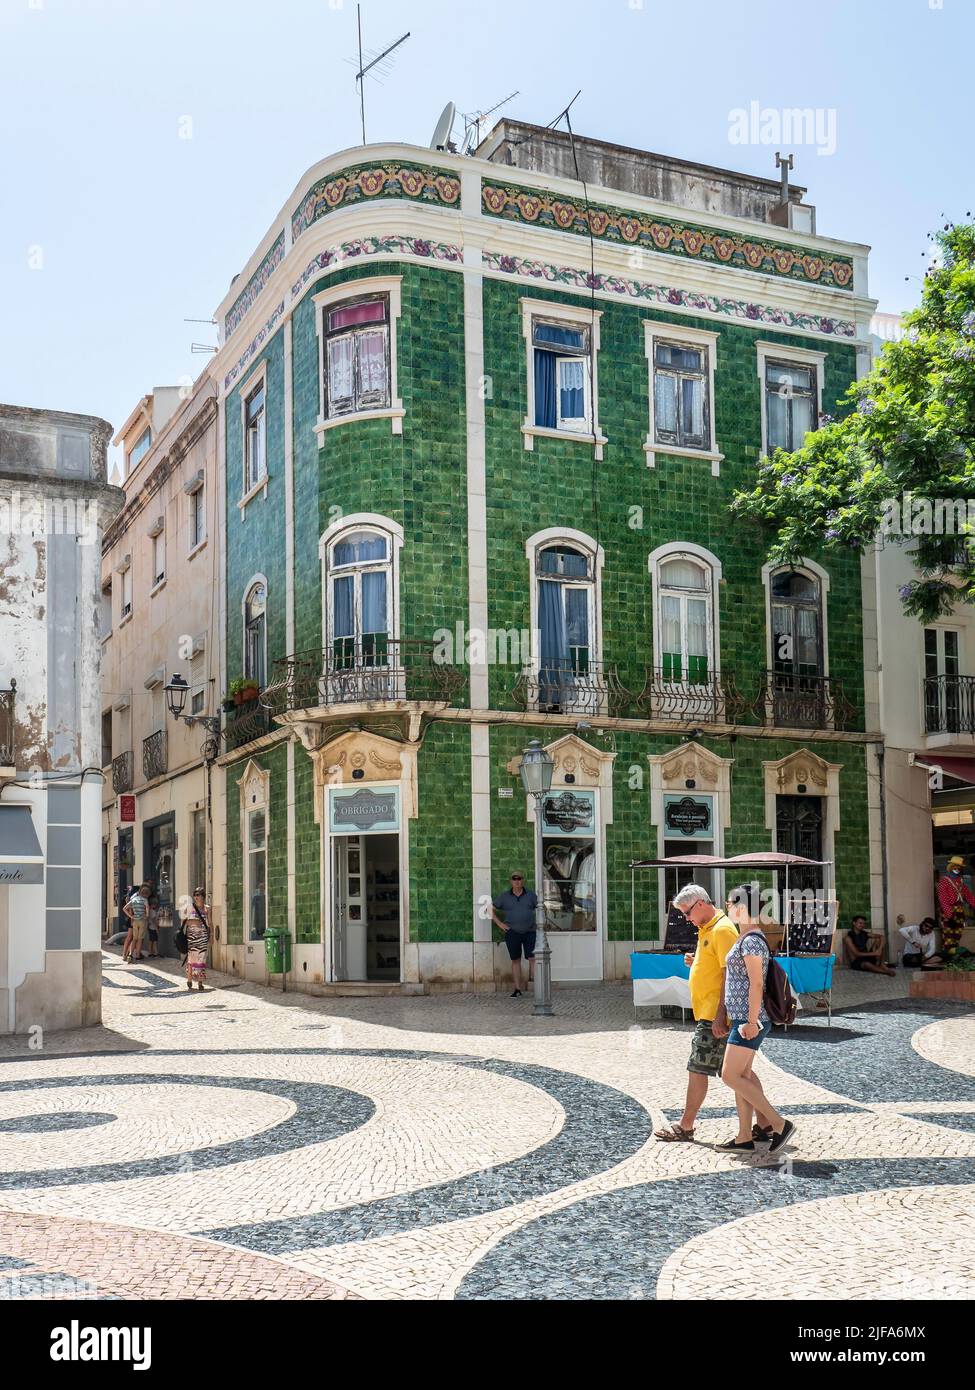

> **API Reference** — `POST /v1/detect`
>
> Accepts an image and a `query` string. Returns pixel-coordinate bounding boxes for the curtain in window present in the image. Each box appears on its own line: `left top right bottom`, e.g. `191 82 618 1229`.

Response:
538 580 568 705
328 337 354 409
357 328 388 399
334 533 386 566
661 594 682 681
361 571 388 663
539 547 588 578
767 388 789 450
564 587 589 672
795 606 820 673
682 377 704 440
654 373 679 436
660 559 705 590
535 324 586 350
686 597 708 682
332 575 354 669
558 358 586 423
791 392 814 442
534 350 557 429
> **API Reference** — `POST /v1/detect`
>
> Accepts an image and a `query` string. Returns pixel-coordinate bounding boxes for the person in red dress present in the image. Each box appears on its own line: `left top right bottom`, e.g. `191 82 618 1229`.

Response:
937 856 975 961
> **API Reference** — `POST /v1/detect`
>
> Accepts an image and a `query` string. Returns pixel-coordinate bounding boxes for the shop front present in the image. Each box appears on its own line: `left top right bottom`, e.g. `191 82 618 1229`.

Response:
327 784 403 983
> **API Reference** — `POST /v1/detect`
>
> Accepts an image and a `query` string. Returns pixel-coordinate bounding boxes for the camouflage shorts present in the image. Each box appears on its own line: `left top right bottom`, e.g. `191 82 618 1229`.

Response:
687 1019 728 1076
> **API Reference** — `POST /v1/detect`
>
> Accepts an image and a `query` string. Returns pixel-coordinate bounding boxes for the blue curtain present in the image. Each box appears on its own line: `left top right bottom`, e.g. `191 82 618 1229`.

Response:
362 571 387 662
534 350 557 428
539 580 567 706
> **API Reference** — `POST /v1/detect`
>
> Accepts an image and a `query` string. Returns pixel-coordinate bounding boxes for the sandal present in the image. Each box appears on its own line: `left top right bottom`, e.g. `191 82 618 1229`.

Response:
654 1123 696 1142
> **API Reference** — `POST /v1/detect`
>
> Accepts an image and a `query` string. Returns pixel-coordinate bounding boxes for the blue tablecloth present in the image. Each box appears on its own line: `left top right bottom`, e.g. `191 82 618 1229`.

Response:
777 954 835 995
630 952 691 1007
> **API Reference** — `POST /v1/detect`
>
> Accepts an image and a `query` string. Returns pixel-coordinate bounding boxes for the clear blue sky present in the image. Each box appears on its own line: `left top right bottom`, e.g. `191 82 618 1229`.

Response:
2 0 970 468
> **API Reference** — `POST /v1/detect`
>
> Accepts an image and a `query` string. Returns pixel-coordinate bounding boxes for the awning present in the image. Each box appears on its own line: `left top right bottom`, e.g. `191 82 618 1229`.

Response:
627 851 830 870
0 804 44 885
913 754 975 787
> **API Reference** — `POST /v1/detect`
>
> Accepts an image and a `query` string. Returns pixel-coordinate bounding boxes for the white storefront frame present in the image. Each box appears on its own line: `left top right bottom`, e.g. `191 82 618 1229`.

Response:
322 779 406 985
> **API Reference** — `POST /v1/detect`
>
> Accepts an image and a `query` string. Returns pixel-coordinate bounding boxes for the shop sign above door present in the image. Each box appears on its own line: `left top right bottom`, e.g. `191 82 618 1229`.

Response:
329 786 400 835
541 789 596 837
663 794 712 838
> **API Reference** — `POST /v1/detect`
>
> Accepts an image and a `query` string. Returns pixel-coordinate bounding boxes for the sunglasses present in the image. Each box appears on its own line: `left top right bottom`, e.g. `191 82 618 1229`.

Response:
511 876 524 882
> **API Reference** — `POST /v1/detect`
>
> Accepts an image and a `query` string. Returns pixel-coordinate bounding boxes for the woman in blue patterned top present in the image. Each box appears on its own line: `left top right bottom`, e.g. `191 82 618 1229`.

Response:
716 885 795 1154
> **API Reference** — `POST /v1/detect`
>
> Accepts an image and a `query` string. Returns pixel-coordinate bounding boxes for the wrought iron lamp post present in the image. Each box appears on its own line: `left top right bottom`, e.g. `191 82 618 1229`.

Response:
519 738 554 1016
164 674 221 763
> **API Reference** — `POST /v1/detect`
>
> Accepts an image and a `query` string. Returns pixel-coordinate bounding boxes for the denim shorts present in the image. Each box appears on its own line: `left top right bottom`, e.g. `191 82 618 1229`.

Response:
727 1019 772 1051
504 930 536 961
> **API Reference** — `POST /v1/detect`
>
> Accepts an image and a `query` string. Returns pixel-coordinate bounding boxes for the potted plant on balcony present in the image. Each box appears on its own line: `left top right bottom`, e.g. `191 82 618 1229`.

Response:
228 677 260 707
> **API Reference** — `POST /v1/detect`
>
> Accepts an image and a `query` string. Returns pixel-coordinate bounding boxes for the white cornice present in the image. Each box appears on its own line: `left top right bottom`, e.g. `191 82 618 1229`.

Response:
212 139 871 331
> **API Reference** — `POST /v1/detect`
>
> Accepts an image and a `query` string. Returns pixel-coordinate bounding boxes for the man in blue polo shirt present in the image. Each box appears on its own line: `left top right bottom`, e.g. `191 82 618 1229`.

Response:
491 872 538 997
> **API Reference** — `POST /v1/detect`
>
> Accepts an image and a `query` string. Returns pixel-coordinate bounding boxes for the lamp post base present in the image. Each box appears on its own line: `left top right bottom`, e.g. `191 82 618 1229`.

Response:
533 925 553 1016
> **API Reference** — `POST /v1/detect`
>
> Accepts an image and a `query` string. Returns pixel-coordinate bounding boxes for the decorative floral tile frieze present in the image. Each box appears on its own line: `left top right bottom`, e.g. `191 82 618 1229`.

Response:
224 301 285 392
291 235 464 298
292 163 462 241
483 250 856 339
481 180 855 292
225 234 286 341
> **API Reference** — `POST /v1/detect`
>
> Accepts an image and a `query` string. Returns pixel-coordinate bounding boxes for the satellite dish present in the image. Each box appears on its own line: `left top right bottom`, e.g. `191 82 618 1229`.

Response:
430 101 456 151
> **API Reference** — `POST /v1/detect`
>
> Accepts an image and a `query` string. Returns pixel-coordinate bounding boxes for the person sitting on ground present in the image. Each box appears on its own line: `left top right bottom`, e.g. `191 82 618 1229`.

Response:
900 916 943 970
842 914 896 975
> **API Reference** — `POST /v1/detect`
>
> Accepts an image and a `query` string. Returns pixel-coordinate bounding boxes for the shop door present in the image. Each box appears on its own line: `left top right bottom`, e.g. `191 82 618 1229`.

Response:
331 836 367 981
775 794 825 950
539 789 603 981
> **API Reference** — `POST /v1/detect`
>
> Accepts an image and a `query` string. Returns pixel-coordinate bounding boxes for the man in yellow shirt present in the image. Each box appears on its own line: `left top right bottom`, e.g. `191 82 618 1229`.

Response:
655 883 742 1142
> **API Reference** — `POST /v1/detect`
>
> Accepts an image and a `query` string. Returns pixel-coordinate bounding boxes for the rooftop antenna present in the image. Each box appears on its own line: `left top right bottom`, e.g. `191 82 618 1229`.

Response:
461 89 520 153
775 151 794 205
185 318 218 354
349 5 410 145
430 101 456 152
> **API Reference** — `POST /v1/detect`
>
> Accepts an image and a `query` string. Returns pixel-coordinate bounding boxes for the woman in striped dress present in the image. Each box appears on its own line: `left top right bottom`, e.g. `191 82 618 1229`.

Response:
184 888 210 992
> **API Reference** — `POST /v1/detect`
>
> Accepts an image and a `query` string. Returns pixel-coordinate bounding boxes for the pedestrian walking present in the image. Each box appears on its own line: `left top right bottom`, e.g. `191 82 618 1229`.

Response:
717 885 794 1154
183 888 210 992
490 872 538 997
654 883 773 1143
122 882 151 964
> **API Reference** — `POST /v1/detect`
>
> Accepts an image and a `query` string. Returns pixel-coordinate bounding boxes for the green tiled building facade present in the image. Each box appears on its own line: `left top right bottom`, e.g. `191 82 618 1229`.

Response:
209 126 881 991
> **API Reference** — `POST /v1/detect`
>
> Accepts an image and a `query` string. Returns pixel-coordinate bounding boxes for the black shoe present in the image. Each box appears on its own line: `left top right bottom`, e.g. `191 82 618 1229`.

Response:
716 1137 755 1151
752 1125 773 1142
510 989 522 997
769 1119 796 1154
186 980 193 990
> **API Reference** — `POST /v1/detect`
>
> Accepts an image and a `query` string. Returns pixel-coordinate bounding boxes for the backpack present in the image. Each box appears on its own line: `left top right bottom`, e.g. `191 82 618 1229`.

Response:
742 929 798 1026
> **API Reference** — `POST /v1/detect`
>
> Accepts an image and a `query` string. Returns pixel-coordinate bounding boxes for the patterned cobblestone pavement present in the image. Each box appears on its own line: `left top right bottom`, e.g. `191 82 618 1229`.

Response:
0 952 971 1300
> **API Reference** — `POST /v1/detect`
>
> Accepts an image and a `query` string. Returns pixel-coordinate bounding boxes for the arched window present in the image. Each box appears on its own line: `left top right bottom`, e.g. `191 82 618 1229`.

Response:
243 580 267 689
770 568 823 679
658 556 713 685
532 539 600 714
329 529 391 668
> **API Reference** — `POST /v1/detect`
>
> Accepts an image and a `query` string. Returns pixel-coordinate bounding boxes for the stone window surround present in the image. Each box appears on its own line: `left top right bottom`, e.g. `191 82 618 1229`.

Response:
761 555 832 685
520 298 607 460
761 748 842 926
318 513 404 654
643 321 723 474
755 339 827 461
238 361 268 512
241 572 269 691
524 526 605 713
312 276 405 439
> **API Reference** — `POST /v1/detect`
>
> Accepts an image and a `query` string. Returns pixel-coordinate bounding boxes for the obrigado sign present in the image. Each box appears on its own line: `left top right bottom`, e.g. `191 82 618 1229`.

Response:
329 787 399 834
664 796 712 836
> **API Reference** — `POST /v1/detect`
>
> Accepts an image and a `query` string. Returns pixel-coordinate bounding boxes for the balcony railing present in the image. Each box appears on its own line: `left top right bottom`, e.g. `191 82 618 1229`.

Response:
142 729 168 781
511 658 631 718
224 697 271 750
924 674 975 735
757 670 857 731
0 681 15 766
636 668 756 724
112 750 133 794
261 639 465 716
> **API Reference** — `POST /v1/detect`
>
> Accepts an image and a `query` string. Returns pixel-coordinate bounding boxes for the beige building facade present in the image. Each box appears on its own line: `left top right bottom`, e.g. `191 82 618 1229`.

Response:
100 376 219 947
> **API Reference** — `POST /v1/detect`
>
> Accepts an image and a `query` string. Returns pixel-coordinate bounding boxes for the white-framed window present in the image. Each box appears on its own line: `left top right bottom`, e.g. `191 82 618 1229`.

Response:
526 529 604 716
242 577 268 690
520 300 605 458
128 425 152 471
644 323 722 472
320 516 403 700
924 625 963 734
648 544 722 719
120 564 132 621
762 560 832 728
151 530 166 588
190 483 205 549
756 341 826 459
313 277 404 437
246 804 267 941
240 366 267 499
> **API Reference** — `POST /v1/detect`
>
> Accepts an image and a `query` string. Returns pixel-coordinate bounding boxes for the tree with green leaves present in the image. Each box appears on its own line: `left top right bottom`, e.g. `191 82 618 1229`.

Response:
733 222 975 624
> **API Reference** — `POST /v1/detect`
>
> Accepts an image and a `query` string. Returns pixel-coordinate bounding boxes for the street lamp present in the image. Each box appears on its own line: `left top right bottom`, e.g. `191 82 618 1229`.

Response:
164 674 221 764
519 738 554 1016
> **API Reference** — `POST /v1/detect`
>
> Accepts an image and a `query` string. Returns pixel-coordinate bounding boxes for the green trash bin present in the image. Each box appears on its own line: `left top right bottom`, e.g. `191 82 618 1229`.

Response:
264 926 292 975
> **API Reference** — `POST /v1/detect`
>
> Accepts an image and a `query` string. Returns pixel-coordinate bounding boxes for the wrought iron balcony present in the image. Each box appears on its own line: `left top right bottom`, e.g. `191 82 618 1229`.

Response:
757 669 857 731
224 697 271 750
261 639 465 716
112 750 133 794
510 658 631 718
924 674 975 735
142 729 167 781
0 681 15 766
637 668 756 724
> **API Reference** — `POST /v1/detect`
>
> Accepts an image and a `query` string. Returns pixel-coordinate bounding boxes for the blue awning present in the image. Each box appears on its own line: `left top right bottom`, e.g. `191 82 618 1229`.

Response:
0 804 44 885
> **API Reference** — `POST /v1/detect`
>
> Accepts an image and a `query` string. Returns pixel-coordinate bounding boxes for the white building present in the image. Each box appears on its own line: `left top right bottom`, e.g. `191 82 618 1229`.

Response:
0 403 121 1033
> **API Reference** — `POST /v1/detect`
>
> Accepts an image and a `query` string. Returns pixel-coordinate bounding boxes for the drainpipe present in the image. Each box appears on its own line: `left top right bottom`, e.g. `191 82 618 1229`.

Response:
875 742 894 966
